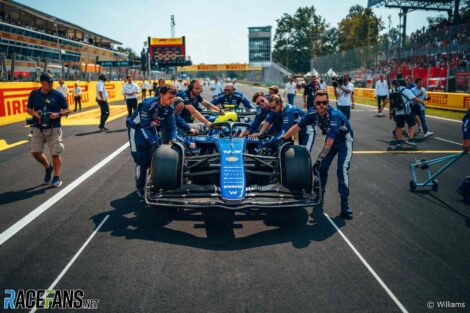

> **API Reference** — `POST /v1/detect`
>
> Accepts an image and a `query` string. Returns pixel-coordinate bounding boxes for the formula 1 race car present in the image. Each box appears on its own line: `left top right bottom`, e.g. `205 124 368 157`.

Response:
144 122 321 210
203 104 257 124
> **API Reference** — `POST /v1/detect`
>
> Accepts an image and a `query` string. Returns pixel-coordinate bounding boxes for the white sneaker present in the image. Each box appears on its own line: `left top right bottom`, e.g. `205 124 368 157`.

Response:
406 139 417 147
423 131 434 138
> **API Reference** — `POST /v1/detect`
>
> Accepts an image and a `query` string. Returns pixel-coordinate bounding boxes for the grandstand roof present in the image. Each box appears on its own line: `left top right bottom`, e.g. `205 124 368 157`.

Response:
0 0 122 45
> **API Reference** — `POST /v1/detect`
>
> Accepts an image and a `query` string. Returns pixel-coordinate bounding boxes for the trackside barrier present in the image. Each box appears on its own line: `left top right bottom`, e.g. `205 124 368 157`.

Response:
0 80 175 126
326 86 470 112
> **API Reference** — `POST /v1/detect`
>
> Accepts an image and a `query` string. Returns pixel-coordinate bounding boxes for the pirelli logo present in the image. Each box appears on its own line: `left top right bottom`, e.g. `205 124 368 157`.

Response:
464 96 470 109
428 94 448 106
0 85 90 118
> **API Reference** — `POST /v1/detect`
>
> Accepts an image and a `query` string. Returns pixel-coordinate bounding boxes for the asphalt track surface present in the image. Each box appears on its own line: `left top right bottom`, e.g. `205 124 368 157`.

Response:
0 84 469 313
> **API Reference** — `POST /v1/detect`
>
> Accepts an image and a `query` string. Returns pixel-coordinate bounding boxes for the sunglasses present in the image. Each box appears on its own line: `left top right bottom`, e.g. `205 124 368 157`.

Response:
224 89 231 91
256 99 265 105
315 101 329 106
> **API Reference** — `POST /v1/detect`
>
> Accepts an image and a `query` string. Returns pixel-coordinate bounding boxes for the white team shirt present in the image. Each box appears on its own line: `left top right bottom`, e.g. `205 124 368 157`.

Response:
96 80 108 101
285 82 297 94
375 80 389 97
73 86 81 97
122 82 141 99
336 82 354 107
210 81 223 96
56 85 68 99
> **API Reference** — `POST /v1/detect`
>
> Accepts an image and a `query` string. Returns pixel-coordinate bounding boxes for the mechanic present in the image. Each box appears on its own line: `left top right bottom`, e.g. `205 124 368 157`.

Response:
211 83 253 110
457 108 470 203
127 85 178 199
173 97 199 150
26 73 70 188
390 79 425 148
252 95 315 153
176 79 219 128
333 74 354 119
239 92 271 137
281 89 354 217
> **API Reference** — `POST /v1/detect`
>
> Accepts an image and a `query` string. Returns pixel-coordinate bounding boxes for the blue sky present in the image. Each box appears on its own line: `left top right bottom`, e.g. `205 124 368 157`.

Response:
16 0 442 64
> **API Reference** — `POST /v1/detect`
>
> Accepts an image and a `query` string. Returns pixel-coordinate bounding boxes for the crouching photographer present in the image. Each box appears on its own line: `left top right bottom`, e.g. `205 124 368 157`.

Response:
26 73 70 187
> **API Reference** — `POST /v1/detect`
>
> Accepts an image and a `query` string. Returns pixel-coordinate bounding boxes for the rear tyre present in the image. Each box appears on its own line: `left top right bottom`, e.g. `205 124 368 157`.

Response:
282 145 312 191
432 179 439 191
410 180 417 192
150 145 182 191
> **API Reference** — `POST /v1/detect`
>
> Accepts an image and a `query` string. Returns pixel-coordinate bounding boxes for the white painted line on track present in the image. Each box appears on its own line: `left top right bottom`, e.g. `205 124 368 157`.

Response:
29 215 109 313
324 213 409 313
435 137 462 146
0 143 128 247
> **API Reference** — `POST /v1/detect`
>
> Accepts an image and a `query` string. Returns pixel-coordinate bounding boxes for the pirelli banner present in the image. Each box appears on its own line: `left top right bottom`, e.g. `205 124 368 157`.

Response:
177 64 262 72
327 87 470 112
0 81 127 126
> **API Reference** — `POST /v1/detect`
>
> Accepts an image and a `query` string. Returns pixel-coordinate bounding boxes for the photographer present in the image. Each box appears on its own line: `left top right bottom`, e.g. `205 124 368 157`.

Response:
333 74 354 119
303 75 320 111
26 73 70 188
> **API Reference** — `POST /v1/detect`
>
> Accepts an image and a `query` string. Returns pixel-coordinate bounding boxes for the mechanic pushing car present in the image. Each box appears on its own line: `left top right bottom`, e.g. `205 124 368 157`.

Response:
177 79 220 127
211 83 254 110
281 89 354 217
251 94 315 153
238 91 271 137
173 97 199 150
127 85 178 200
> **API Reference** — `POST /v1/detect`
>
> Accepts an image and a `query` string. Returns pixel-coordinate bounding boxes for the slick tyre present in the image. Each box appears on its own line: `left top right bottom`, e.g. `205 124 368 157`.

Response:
150 144 182 191
282 145 312 191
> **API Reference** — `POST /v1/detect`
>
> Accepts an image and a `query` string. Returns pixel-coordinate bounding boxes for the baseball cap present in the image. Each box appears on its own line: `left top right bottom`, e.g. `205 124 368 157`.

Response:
268 86 279 93
39 73 54 83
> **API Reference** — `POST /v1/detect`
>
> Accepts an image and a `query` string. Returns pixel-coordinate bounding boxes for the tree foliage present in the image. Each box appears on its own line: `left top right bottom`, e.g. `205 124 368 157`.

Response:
272 6 331 73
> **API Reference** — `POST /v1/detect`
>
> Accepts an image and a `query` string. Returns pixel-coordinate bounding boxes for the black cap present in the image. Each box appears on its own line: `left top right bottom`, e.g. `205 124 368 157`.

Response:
39 73 54 83
98 74 107 81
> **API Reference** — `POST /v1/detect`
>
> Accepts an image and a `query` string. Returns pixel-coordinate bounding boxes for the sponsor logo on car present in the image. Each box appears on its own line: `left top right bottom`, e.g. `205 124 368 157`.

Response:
226 156 239 162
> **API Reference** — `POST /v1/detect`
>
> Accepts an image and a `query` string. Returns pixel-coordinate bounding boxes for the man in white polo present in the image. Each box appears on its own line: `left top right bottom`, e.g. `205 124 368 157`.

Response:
56 79 68 103
210 76 223 99
122 75 141 117
284 77 297 105
374 74 389 116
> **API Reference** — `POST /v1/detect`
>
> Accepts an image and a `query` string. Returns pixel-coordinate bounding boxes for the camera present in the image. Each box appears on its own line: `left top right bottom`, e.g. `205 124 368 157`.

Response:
332 76 344 88
26 107 50 128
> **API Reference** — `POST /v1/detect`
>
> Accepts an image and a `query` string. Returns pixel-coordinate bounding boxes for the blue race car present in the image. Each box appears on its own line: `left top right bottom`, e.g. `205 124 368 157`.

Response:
144 122 320 210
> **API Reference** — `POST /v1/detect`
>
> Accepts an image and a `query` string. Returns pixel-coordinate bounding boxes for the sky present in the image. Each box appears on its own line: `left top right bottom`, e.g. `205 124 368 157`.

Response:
16 0 443 64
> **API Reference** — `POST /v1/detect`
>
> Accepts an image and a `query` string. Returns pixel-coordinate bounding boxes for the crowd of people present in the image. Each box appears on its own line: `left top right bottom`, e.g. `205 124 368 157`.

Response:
24 71 470 208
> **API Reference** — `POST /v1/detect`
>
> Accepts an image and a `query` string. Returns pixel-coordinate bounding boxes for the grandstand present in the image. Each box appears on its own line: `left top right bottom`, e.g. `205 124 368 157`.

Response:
0 0 127 81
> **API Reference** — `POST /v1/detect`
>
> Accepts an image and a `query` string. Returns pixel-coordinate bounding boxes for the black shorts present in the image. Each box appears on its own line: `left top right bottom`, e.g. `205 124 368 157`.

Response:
395 114 416 128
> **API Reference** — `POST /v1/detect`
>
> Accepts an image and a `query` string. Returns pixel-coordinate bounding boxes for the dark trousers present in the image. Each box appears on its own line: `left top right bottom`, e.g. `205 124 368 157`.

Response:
74 96 81 111
97 100 109 128
298 125 315 153
128 126 156 194
126 98 138 116
318 133 354 210
377 95 387 111
337 105 351 119
142 89 147 99
287 93 295 105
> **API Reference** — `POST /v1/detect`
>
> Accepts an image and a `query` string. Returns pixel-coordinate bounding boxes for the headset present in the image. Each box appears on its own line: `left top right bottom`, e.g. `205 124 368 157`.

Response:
188 79 197 92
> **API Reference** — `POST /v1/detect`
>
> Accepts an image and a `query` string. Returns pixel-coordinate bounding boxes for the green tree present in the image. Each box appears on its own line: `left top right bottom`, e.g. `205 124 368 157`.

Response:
272 6 330 73
336 5 384 67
